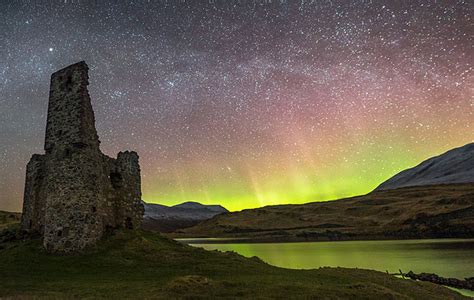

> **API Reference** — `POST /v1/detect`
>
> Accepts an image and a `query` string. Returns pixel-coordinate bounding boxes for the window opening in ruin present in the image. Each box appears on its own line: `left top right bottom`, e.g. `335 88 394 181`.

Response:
64 148 71 158
110 172 123 189
72 142 87 149
66 75 73 92
125 217 133 229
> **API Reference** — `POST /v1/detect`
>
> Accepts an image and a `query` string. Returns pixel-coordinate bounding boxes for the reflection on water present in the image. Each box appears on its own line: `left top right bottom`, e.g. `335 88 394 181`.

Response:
187 239 474 279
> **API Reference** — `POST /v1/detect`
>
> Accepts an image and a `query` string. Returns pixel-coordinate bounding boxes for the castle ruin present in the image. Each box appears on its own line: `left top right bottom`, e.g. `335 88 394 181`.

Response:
21 61 144 253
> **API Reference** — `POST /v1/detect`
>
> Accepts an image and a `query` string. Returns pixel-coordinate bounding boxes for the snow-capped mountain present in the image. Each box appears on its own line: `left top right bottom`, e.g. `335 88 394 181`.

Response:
142 201 228 232
375 142 474 191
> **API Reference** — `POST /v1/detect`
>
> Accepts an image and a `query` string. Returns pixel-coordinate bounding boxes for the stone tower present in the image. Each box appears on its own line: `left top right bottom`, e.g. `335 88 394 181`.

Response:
21 61 144 253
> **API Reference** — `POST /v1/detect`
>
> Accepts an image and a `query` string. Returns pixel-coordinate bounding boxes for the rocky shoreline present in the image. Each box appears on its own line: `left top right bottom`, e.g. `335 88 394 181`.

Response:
404 271 474 291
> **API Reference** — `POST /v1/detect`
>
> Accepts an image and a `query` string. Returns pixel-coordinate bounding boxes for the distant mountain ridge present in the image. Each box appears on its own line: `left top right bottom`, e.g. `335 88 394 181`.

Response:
174 184 474 242
143 201 228 220
173 143 474 241
375 142 474 191
142 201 228 232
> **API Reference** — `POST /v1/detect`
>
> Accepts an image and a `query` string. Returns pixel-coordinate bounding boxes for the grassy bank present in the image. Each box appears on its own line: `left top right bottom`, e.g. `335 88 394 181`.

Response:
0 229 467 299
0 211 21 230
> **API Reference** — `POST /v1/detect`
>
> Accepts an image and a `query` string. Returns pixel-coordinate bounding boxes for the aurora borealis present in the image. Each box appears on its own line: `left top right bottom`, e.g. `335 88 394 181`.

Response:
0 1 473 212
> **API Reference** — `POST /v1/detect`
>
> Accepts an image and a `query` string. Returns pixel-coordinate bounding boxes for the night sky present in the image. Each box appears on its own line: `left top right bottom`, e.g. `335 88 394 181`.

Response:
1 0 473 212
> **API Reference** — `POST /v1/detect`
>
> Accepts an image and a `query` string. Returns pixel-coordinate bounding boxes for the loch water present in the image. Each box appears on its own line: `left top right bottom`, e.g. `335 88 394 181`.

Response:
182 238 474 290
185 238 474 278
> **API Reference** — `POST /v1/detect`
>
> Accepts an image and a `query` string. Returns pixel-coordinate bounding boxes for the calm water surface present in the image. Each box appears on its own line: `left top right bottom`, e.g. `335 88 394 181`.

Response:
185 239 474 279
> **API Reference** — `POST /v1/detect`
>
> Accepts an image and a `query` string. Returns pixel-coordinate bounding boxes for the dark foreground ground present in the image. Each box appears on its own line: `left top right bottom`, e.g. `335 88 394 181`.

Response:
0 229 468 299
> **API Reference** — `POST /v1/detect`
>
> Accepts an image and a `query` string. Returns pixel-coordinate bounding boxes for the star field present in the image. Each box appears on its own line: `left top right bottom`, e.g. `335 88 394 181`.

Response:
0 0 473 212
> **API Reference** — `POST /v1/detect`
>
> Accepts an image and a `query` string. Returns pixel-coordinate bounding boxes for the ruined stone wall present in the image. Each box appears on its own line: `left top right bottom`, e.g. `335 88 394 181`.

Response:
44 62 99 154
99 151 144 231
114 151 144 229
21 154 46 234
42 147 105 253
21 61 144 253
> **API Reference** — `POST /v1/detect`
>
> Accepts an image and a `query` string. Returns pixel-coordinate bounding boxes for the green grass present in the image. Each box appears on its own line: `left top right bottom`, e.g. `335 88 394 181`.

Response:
0 229 467 299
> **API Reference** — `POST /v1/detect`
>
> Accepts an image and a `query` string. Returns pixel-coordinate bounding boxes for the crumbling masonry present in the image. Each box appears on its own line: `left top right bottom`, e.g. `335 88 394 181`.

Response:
21 61 144 253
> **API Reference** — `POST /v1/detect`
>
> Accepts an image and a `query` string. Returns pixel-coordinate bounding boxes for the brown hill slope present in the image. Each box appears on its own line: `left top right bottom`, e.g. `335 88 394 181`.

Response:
174 184 474 242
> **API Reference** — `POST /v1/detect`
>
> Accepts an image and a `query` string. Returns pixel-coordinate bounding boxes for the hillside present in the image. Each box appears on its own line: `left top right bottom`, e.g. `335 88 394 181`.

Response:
0 211 21 230
175 184 474 242
0 229 467 299
142 201 228 232
375 143 474 191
